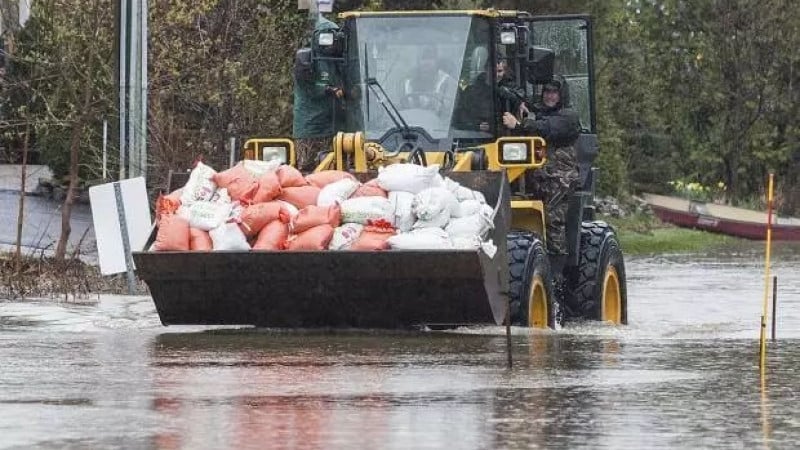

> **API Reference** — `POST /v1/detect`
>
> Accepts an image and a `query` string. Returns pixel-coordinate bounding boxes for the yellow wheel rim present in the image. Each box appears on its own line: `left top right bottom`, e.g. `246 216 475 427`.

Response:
602 266 622 324
528 275 549 328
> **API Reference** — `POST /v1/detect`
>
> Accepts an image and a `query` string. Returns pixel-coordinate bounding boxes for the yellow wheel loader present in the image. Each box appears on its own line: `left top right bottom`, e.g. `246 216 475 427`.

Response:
133 10 627 329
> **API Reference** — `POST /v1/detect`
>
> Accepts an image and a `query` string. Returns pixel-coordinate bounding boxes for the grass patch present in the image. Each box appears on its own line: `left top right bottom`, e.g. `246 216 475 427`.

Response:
604 213 740 255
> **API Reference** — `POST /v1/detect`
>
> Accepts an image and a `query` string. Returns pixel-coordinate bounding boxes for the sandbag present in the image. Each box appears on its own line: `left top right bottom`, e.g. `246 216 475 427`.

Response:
188 200 233 231
284 224 334 251
252 171 282 203
455 185 486 204
349 223 395 251
350 179 387 198
411 187 457 229
243 159 281 178
156 192 181 225
306 170 357 189
445 212 493 239
328 223 364 250
189 227 213 251
387 229 453 250
450 236 482 250
389 191 416 232
276 165 309 188
225 176 259 203
239 202 285 237
180 161 217 205
276 200 300 222
340 196 395 225
213 162 251 189
278 186 320 209
252 220 290 251
292 204 342 234
453 199 482 218
376 163 441 194
154 215 190 251
317 178 360 207
210 223 251 251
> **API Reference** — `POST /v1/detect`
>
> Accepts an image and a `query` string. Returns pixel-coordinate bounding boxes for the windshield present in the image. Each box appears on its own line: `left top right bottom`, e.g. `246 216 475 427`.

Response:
343 16 494 141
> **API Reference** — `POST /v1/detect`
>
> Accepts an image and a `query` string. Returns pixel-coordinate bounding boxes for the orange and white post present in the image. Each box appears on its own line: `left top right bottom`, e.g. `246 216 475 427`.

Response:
759 173 774 370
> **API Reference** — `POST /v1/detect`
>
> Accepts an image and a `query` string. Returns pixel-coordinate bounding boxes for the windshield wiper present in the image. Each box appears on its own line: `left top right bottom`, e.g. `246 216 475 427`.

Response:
365 77 411 135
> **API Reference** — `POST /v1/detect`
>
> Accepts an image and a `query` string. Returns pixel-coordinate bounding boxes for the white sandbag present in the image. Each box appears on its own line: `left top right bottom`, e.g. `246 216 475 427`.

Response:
209 223 250 251
389 191 416 232
451 235 482 250
243 159 281 177
411 187 458 229
388 229 453 250
445 212 493 239
453 199 482 218
455 185 486 204
176 205 191 222
317 178 360 207
276 200 300 218
180 161 217 205
328 223 364 250
340 196 395 225
443 177 461 194
188 200 232 231
376 163 441 194
210 187 231 204
228 201 244 222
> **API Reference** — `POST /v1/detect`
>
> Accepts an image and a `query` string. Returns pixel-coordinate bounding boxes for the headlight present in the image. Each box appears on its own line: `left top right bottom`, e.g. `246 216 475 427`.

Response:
501 142 529 163
318 31 334 47
261 146 288 164
500 30 516 45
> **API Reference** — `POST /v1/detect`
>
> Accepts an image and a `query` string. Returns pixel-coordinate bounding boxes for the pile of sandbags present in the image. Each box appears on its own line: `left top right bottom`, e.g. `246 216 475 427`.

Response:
152 161 496 256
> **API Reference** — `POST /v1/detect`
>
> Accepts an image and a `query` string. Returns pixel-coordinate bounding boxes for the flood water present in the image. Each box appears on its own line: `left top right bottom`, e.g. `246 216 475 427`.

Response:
2 244 800 449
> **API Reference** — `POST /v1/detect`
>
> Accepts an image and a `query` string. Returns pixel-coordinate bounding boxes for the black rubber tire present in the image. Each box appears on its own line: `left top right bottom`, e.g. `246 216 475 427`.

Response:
507 231 558 328
565 221 628 323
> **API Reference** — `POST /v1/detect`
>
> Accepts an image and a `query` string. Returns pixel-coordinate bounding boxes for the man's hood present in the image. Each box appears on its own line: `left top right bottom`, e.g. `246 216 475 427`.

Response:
315 16 339 31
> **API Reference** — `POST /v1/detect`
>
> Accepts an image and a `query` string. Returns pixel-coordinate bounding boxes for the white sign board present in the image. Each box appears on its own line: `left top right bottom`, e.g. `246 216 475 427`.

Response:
89 177 152 275
318 0 333 13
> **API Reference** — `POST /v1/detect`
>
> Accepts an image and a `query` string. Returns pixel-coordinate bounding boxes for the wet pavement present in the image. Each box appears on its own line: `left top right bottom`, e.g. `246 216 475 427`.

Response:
1 248 799 449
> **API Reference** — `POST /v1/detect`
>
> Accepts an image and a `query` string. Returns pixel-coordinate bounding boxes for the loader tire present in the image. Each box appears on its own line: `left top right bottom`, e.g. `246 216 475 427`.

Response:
507 231 558 328
566 221 627 324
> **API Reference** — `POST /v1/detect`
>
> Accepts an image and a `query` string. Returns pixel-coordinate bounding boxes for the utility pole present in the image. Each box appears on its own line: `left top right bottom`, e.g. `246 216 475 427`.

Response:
117 0 148 180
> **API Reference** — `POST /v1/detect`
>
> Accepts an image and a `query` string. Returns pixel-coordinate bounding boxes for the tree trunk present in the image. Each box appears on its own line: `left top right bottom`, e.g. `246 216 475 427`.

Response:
54 90 92 260
14 126 30 270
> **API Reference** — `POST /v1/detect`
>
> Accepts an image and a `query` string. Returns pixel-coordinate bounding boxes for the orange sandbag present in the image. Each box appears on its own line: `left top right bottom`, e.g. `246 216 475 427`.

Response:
348 221 395 251
276 165 309 188
350 179 387 198
189 227 213 251
252 171 282 203
154 215 190 251
284 224 335 251
226 177 259 203
278 186 321 209
213 162 251 188
156 192 181 224
292 204 341 234
252 220 290 251
239 201 285 237
305 170 357 189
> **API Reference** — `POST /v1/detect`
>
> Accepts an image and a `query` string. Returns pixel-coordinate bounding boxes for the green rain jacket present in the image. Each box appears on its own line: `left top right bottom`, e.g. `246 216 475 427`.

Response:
292 17 343 138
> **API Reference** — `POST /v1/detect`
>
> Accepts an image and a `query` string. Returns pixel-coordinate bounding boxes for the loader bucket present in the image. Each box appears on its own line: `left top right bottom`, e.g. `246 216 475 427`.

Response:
133 170 511 329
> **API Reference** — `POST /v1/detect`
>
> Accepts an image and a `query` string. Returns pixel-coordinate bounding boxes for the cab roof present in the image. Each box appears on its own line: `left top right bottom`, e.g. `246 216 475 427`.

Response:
338 10 531 20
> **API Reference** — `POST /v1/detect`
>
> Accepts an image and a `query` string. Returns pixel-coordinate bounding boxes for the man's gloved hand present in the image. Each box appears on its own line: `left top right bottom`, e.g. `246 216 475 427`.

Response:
519 102 534 120
325 86 344 99
502 112 520 130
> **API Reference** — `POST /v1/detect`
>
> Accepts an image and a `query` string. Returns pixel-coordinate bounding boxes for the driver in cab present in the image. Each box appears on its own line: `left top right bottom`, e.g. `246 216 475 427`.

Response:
399 47 455 113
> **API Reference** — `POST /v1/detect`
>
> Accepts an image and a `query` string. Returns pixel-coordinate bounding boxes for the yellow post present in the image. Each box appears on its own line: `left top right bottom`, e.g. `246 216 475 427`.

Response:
759 173 774 369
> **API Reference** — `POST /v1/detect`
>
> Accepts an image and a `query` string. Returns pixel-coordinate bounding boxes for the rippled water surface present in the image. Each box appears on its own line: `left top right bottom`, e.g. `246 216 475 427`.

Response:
2 247 800 449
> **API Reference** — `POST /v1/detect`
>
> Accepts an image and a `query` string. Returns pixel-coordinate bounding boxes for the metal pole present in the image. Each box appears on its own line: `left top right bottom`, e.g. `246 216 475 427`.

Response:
102 120 108 180
229 137 236 168
118 0 128 180
113 182 136 295
505 304 512 368
771 276 777 341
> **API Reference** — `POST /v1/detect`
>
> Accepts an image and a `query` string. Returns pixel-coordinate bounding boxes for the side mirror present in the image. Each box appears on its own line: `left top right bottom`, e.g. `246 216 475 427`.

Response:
527 46 555 84
313 29 344 58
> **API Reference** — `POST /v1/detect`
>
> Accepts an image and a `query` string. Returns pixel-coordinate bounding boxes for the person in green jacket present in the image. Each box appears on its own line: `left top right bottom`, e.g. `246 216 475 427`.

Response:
293 16 345 172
